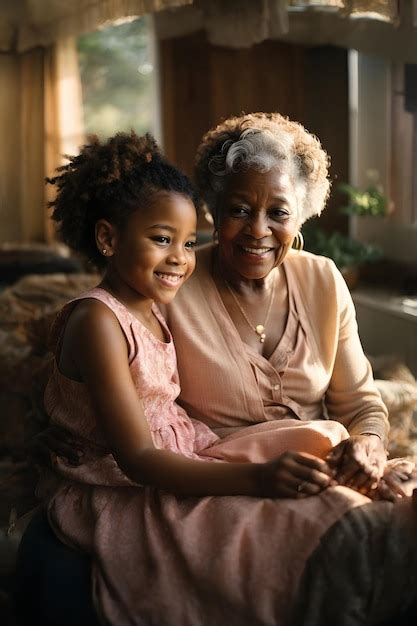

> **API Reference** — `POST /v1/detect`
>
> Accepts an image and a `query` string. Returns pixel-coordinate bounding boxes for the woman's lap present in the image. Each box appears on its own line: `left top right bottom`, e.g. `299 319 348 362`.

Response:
293 499 417 625
15 500 417 626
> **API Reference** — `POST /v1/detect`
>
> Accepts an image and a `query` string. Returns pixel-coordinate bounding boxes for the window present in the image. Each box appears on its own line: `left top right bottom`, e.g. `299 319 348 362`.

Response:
391 63 417 226
349 51 417 264
77 16 158 139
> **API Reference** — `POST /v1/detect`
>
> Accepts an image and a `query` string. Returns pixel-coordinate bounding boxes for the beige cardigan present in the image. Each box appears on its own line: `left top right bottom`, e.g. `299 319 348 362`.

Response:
164 244 389 442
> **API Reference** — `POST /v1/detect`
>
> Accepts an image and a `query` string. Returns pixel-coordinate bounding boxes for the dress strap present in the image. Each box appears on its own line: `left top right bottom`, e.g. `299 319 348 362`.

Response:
48 287 162 364
47 300 83 360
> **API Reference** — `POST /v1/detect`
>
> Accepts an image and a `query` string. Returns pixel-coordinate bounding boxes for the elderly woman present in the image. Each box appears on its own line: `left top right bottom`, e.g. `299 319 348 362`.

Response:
18 113 417 626
167 112 389 492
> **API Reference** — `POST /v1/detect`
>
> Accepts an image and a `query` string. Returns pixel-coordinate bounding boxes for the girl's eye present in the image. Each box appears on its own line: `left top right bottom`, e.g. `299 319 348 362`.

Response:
185 240 197 250
152 236 170 245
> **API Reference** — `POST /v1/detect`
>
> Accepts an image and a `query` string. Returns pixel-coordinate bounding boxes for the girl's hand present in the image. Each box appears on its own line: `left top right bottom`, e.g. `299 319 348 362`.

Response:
30 426 84 467
259 451 335 499
326 434 387 494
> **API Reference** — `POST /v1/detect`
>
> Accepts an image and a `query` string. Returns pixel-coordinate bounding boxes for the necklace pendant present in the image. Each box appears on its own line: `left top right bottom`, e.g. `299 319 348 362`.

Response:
256 325 266 343
224 280 275 348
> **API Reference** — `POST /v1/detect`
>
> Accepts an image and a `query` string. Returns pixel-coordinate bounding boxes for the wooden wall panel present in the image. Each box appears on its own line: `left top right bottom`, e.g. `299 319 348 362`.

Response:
159 33 348 234
160 33 305 178
303 46 349 233
160 33 211 177
208 41 305 125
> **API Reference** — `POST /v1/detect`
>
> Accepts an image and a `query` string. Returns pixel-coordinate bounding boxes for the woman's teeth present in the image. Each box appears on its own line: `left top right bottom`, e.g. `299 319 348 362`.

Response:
241 246 272 255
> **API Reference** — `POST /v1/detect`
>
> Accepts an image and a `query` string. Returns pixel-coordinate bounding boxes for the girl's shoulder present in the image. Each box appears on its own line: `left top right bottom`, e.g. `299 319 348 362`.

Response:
50 290 130 381
49 288 131 357
60 295 119 337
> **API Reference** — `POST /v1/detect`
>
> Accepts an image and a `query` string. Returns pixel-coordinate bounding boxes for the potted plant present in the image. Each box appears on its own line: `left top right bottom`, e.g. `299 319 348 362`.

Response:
337 169 389 218
303 171 389 289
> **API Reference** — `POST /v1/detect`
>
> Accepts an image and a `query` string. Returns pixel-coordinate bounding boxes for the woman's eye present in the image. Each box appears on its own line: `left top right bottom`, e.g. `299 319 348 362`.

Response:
152 236 170 245
185 240 197 250
270 208 289 219
229 206 249 217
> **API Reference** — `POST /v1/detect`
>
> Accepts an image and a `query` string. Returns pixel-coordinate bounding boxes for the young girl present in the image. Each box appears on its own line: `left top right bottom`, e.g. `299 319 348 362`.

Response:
43 132 406 626
45 130 343 494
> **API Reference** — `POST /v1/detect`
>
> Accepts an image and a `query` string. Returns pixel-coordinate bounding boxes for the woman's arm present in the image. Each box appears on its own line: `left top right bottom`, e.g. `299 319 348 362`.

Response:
325 264 389 440
64 300 333 498
324 264 388 491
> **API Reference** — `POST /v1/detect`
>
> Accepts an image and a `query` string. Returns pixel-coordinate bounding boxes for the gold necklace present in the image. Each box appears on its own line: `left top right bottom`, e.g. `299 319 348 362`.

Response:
225 279 276 343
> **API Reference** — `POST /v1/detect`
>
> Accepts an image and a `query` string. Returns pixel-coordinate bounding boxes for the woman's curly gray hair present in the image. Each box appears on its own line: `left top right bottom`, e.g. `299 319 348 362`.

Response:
194 112 331 226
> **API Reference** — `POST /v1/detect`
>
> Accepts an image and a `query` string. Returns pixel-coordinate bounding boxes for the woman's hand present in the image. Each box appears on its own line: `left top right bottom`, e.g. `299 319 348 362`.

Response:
326 434 387 494
30 426 84 467
259 451 335 499
372 459 416 501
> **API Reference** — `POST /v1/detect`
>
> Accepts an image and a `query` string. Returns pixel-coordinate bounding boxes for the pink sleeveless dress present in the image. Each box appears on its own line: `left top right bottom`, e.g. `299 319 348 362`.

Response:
45 288 408 626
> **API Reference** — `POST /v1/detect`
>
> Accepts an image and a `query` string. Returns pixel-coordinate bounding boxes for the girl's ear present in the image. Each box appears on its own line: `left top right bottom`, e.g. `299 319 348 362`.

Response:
95 219 117 258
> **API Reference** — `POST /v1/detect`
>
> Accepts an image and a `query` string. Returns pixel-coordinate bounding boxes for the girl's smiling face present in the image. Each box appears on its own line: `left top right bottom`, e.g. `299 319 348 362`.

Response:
97 190 197 307
217 167 300 283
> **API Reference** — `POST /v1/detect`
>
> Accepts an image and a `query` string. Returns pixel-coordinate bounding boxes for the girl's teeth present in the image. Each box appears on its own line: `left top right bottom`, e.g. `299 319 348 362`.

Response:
156 273 182 283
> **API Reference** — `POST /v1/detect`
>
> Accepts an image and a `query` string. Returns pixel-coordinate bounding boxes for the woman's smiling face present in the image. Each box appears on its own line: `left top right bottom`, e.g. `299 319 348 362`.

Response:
217 167 300 282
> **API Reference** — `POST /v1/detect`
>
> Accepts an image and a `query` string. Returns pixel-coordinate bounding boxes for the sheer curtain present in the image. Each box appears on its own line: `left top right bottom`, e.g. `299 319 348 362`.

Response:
20 47 48 241
2 0 417 242
1 0 191 243
0 39 84 243
44 37 85 241
288 0 399 23
17 0 193 51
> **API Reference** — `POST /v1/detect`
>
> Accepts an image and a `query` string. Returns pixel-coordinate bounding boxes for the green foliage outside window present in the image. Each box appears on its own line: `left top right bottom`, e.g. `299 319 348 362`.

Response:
304 173 389 271
303 224 382 269
77 17 154 138
337 181 388 217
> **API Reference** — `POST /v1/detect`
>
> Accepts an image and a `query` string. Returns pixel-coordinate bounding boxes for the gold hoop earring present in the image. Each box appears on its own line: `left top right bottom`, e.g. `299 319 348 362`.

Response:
293 231 304 252
213 228 219 243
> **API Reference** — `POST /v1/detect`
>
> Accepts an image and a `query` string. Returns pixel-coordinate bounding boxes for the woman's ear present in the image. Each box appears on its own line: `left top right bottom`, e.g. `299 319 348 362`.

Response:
95 219 117 258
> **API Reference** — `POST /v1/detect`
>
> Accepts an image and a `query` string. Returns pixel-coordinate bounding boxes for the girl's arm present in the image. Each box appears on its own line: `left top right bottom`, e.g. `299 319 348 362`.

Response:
64 300 333 498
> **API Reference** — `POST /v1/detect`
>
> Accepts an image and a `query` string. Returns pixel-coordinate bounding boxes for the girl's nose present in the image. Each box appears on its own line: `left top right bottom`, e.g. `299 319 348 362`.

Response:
167 246 186 265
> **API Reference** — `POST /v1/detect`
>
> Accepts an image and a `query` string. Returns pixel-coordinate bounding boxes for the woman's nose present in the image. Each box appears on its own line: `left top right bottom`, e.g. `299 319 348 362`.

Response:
247 214 271 238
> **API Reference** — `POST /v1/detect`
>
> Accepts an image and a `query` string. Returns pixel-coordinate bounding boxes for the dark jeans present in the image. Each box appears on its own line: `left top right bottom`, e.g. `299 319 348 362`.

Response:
14 509 416 626
14 509 98 626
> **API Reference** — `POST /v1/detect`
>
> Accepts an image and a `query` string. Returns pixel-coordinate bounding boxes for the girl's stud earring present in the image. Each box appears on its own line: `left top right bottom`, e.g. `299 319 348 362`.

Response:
102 249 107 255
